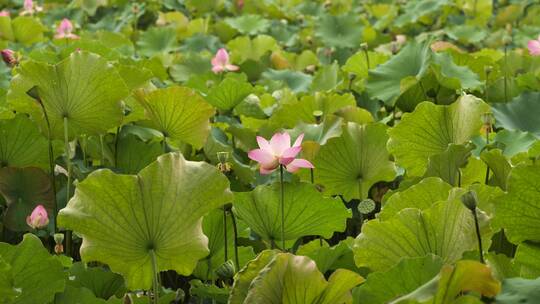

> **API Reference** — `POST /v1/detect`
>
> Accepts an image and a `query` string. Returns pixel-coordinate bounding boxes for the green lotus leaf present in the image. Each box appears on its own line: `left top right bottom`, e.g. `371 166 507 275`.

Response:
424 144 473 186
0 256 18 302
230 250 364 304
388 95 490 176
495 277 540 304
57 152 233 289
392 260 500 303
269 93 355 128
11 17 45 46
233 182 350 245
261 69 313 93
207 78 253 111
134 86 214 149
285 115 344 149
394 0 451 28
366 41 431 105
0 167 54 231
0 234 65 304
352 255 444 304
136 26 178 57
203 127 254 184
481 149 511 190
310 62 343 92
190 279 229 304
296 238 356 273
115 134 163 174
485 253 519 281
354 200 483 272
343 51 389 79
379 177 452 220
315 13 363 48
314 122 395 201
514 242 540 279
225 14 270 35
8 51 129 139
68 262 125 300
431 52 482 91
492 92 540 138
0 16 14 41
493 130 537 157
54 285 109 304
193 209 254 281
494 164 540 243
0 115 49 169
227 35 278 64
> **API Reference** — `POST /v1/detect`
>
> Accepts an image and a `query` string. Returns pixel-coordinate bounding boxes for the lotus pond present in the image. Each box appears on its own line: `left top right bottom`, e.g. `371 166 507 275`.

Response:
0 0 540 303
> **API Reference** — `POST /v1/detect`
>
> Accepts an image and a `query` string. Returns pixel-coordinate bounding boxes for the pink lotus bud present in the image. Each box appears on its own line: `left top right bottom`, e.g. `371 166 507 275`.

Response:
26 205 49 229
24 0 33 12
55 18 79 40
1 49 17 67
211 48 239 74
0 10 10 17
528 35 540 56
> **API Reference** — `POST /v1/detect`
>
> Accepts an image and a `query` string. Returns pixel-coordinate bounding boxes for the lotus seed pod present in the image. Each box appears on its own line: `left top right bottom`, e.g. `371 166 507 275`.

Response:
358 199 376 214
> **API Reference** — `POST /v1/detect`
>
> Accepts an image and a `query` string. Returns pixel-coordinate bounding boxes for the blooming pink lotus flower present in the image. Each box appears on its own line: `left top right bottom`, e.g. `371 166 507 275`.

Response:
26 205 49 229
248 132 314 174
528 35 540 56
55 18 79 39
19 0 42 16
211 48 239 73
0 10 10 17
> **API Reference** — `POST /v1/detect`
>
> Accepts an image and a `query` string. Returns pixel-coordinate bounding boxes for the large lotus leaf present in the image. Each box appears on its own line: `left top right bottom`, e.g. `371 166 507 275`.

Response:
310 62 343 92
492 92 540 138
514 243 540 279
229 250 278 304
193 209 255 281
269 93 355 128
314 122 395 201
68 262 125 300
115 134 163 175
0 115 49 169
0 234 65 304
392 260 500 303
225 14 270 35
261 69 313 93
494 165 540 243
481 149 511 190
388 95 490 176
233 182 350 245
379 177 452 220
315 13 363 48
8 51 129 139
0 167 54 231
424 144 474 186
0 256 18 302
231 251 364 304
227 35 278 63
54 285 108 304
354 200 481 272
207 78 253 111
296 238 356 273
366 41 431 106
431 52 482 91
11 17 45 46
353 255 444 304
136 26 178 57
57 152 233 289
493 130 537 157
394 0 450 27
134 86 214 149
495 277 540 304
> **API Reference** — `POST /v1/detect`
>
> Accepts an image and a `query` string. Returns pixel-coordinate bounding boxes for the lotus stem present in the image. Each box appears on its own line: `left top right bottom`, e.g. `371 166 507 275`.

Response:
63 117 72 256
35 95 58 233
229 210 240 270
471 208 485 263
114 126 120 167
223 207 228 262
279 164 286 251
310 168 314 184
150 249 160 304
99 135 105 166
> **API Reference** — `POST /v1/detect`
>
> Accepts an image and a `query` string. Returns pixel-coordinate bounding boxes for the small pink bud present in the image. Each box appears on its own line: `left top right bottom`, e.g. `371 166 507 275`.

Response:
55 18 79 40
1 49 17 67
211 48 239 74
0 10 10 17
26 205 49 229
